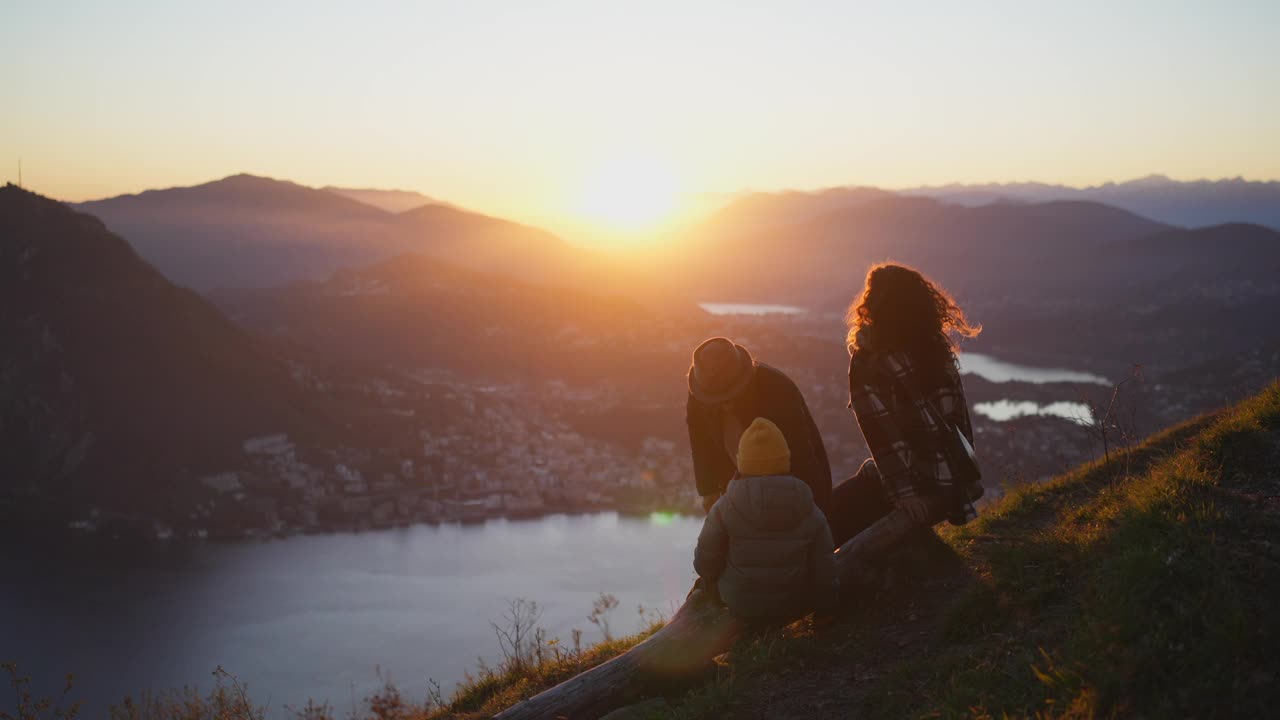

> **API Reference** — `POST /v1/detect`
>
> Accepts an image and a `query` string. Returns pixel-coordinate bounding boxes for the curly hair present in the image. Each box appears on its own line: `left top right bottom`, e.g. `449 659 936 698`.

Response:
846 262 981 366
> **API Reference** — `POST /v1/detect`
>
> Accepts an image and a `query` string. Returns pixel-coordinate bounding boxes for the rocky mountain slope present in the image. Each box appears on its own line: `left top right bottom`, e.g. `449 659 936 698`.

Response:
1 185 330 518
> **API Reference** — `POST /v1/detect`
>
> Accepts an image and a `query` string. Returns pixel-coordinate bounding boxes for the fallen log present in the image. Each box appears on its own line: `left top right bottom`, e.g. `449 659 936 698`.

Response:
493 508 920 720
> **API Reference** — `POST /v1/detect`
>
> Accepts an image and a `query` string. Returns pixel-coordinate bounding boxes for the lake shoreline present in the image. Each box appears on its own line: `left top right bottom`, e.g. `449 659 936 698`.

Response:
0 502 704 546
3 512 706 718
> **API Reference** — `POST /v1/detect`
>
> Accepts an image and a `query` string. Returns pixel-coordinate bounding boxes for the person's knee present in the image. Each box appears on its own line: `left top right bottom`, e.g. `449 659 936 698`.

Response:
857 457 880 480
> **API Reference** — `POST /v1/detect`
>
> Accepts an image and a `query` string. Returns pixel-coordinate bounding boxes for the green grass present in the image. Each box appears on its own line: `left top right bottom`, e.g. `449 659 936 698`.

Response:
924 382 1280 718
656 381 1280 719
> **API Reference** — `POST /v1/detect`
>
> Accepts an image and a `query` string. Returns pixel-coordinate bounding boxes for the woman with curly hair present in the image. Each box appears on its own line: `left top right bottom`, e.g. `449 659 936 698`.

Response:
829 262 985 547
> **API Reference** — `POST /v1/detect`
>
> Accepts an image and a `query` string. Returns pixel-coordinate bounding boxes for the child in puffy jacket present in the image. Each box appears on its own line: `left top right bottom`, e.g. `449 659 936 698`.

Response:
694 417 838 619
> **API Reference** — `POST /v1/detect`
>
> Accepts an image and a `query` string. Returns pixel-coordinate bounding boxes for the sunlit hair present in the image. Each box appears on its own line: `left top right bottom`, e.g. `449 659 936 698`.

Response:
846 262 981 366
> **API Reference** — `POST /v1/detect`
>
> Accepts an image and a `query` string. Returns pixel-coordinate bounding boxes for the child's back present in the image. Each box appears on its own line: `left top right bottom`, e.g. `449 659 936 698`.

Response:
694 418 837 619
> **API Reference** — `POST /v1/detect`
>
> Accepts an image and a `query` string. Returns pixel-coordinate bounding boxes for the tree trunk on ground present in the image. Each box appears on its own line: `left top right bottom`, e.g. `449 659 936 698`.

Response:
493 508 920 720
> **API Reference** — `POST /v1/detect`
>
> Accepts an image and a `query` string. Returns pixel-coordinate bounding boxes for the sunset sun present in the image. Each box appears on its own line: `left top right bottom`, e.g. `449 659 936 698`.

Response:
578 157 680 232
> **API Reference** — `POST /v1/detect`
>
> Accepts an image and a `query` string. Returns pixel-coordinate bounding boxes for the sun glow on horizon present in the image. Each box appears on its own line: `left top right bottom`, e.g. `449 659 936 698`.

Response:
577 157 681 235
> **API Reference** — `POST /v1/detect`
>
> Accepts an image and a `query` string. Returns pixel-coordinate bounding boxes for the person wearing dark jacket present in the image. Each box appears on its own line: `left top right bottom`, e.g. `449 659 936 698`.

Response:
686 337 832 516
694 417 837 619
830 262 985 547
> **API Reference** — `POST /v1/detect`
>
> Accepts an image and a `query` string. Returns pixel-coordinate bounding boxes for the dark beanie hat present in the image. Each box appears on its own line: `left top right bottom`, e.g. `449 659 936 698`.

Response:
688 337 755 404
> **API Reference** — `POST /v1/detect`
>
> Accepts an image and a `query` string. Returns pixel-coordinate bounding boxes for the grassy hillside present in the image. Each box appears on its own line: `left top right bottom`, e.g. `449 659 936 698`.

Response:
657 380 1280 718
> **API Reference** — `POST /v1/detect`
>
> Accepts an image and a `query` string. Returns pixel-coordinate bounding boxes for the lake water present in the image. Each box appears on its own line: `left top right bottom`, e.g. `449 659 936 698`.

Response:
1 513 702 715
958 353 1107 424
973 399 1093 424
699 302 807 316
958 352 1111 386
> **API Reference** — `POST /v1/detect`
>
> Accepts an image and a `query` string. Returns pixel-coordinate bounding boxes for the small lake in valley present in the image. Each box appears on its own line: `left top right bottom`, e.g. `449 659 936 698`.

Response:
959 353 1107 424
957 353 1111 386
973 399 1094 424
699 302 807 316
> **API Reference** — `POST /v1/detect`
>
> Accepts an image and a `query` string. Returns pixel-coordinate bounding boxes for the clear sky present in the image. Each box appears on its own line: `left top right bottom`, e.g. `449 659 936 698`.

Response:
3 0 1278 237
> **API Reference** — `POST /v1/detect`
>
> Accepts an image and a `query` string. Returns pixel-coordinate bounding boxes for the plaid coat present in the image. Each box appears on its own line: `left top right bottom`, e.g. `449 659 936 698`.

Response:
847 337 981 525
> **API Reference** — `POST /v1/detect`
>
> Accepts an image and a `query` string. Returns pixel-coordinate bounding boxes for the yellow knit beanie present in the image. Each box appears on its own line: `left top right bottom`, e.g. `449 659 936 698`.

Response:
736 417 791 477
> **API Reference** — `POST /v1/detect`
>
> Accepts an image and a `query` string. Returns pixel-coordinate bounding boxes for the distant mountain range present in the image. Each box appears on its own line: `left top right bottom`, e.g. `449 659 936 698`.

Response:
698 175 1280 233
322 186 439 213
71 173 1279 300
684 194 1176 307
695 186 894 237
904 175 1280 230
75 174 592 291
0 184 331 515
65 171 1280 369
972 220 1280 371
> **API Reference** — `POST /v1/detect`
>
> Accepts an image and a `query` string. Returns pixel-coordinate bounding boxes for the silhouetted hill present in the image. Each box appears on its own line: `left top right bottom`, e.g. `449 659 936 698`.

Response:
322 186 438 213
88 174 390 217
698 186 894 236
1103 222 1280 293
903 175 1280 229
393 203 589 283
1 184 330 517
75 175 589 292
965 222 1280 375
684 194 1172 307
76 174 396 290
210 253 690 387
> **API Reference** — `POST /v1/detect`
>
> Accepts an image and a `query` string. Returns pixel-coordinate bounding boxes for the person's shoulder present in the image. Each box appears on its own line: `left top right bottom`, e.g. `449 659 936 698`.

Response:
849 344 888 381
755 363 801 393
766 473 817 506
755 361 786 381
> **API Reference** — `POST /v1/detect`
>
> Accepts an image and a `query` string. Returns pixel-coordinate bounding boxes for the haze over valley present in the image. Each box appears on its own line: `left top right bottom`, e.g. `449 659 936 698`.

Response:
5 171 1277 539
5 2 1278 715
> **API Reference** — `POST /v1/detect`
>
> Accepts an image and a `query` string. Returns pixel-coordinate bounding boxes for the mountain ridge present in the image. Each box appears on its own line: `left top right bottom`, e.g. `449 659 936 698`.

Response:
72 174 584 292
81 174 392 218
322 185 440 214
678 192 1176 308
692 175 1280 233
1 184 332 518
900 174 1280 229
